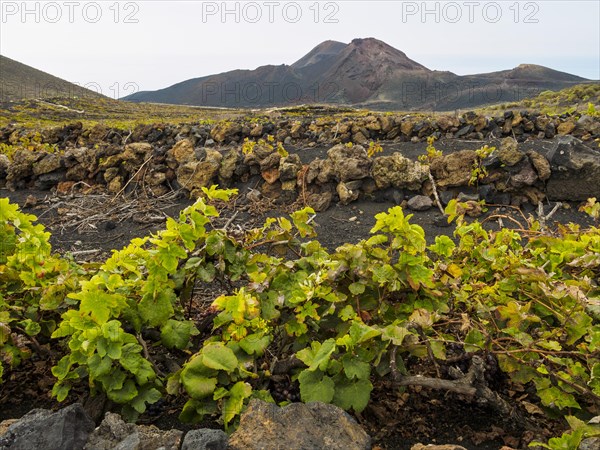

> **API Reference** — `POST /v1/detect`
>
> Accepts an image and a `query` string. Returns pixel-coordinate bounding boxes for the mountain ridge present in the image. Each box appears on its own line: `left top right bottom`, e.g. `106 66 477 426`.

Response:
1 39 592 111
123 38 590 111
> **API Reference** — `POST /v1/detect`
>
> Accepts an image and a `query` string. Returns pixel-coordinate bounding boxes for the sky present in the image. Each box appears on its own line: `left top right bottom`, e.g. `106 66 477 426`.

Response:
1 0 599 99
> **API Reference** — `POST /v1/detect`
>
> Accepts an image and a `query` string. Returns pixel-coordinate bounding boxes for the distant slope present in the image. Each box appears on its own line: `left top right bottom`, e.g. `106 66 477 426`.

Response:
480 83 600 115
0 55 102 101
367 64 590 111
123 38 592 111
130 64 305 107
473 64 586 82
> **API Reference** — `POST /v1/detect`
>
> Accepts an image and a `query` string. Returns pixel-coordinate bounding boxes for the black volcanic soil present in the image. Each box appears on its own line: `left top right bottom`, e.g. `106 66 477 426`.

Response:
0 138 595 449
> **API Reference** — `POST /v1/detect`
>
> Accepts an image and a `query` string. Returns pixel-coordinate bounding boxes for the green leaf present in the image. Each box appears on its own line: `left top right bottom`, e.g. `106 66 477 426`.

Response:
161 320 199 350
206 234 225 256
0 323 10 345
213 387 229 400
338 305 356 321
464 329 486 352
223 382 252 427
536 385 580 410
181 374 218 400
78 291 123 324
52 355 73 380
107 341 123 360
342 355 371 380
296 339 336 371
52 382 70 402
497 355 538 384
201 185 238 202
52 311 89 338
179 398 218 423
131 387 162 414
565 311 593 345
291 207 316 238
197 264 216 282
372 264 396 285
333 378 373 412
88 354 113 378
429 235 456 257
366 234 388 247
348 322 381 346
529 429 584 449
139 289 175 327
251 389 275 404
102 320 124 342
285 319 307 337
213 290 259 325
179 399 200 423
381 325 411 346
590 363 600 395
183 257 202 270
348 282 366 295
502 327 534 346
119 344 155 384
406 263 434 289
21 319 41 336
107 379 138 404
537 340 562 351
166 370 182 395
277 217 292 233
298 370 335 403
429 341 446 360
239 333 271 356
201 343 238 372
566 415 600 438
96 338 108 358
97 369 127 392
160 253 178 272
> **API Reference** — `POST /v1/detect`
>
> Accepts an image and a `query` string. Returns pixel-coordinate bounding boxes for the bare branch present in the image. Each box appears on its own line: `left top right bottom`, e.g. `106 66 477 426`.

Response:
393 355 525 423
407 321 441 378
137 333 165 378
427 169 446 215
395 375 477 396
537 201 562 230
110 155 154 203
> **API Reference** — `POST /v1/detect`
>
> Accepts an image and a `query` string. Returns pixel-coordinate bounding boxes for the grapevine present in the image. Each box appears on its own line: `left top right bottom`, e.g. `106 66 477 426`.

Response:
1 189 598 447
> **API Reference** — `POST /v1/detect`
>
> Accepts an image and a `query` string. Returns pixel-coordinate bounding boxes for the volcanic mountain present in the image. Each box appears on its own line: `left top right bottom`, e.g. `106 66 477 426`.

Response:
0 55 103 102
124 37 589 111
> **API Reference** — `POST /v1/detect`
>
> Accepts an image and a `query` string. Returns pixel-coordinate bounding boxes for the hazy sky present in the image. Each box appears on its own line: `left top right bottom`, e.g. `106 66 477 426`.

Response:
1 1 599 99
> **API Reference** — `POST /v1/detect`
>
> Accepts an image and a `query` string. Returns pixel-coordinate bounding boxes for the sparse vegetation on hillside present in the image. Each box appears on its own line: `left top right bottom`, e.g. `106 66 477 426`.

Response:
0 98 415 131
0 97 246 129
482 83 600 115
